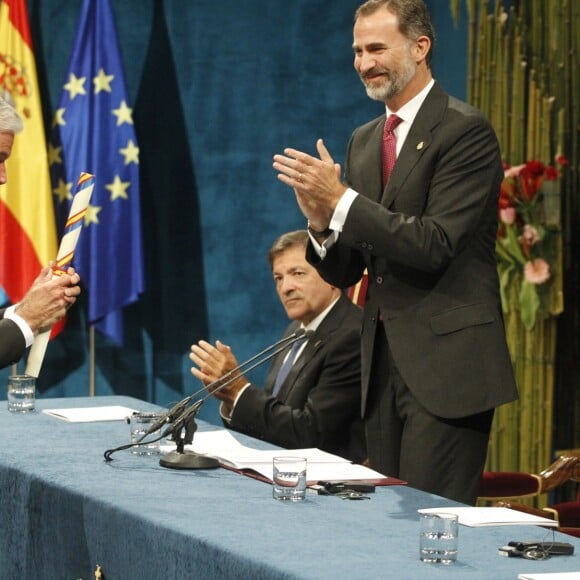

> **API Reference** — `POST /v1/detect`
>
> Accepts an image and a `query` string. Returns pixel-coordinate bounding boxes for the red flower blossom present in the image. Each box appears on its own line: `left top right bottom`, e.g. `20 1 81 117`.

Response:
518 161 545 200
544 166 559 181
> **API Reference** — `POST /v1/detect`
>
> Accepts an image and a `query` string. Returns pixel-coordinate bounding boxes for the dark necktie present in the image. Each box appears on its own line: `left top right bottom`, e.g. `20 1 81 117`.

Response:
382 114 402 187
272 337 306 396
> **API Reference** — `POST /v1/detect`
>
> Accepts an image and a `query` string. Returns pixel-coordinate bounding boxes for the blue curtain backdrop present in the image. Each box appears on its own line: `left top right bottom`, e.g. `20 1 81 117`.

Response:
0 0 466 425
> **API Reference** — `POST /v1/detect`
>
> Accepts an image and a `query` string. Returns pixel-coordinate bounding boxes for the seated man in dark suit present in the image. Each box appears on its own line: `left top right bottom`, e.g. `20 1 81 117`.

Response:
0 96 80 369
190 230 365 463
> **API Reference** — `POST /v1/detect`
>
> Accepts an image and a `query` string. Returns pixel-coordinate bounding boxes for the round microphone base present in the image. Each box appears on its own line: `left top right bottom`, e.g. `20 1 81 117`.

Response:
159 450 220 470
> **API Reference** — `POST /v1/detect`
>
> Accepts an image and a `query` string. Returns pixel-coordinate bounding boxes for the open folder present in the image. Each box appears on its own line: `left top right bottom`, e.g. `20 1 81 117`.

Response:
418 507 558 528
160 430 405 486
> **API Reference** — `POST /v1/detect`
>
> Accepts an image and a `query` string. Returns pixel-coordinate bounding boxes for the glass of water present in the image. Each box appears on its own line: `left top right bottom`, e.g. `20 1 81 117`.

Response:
419 512 458 564
7 374 36 413
272 456 307 501
128 411 163 455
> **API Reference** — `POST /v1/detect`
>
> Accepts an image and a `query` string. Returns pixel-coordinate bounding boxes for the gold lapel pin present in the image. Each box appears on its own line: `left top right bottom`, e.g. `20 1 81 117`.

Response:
416 141 424 150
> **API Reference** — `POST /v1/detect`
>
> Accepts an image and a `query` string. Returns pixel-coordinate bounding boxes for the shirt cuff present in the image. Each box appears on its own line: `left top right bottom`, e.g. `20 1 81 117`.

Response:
329 187 358 232
4 305 34 347
219 382 251 423
307 188 358 259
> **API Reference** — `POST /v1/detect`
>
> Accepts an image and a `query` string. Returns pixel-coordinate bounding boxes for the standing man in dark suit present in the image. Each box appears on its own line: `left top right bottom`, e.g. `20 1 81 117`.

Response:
272 0 517 504
190 230 366 463
0 95 81 369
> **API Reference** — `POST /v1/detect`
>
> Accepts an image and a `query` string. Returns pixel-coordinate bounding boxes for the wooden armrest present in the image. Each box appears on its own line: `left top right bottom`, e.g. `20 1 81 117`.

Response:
539 454 580 492
495 501 558 522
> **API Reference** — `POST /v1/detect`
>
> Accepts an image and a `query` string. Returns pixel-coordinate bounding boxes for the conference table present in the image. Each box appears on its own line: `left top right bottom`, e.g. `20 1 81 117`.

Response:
0 395 579 579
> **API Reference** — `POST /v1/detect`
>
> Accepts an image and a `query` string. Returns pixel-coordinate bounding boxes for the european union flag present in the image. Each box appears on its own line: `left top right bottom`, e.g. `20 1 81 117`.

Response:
49 0 144 345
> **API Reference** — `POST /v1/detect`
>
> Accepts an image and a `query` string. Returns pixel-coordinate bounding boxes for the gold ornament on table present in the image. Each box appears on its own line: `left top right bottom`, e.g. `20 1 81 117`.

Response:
496 156 567 331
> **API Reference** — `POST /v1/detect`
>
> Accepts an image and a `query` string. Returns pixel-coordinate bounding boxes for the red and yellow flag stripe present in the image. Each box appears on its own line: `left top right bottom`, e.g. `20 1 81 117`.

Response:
0 0 58 302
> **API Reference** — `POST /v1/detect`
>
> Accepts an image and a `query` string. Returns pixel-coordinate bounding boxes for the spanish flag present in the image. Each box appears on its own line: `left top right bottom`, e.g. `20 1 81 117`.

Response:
0 0 58 304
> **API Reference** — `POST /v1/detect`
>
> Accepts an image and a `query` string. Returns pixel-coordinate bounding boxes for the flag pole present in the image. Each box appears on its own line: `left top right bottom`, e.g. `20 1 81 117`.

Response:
89 325 96 397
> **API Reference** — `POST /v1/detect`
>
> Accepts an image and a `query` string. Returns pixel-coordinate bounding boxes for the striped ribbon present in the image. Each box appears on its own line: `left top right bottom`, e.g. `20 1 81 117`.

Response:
25 172 95 377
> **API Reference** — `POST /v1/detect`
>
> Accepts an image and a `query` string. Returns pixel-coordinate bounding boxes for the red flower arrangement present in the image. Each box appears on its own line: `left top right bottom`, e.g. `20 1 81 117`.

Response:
496 157 567 330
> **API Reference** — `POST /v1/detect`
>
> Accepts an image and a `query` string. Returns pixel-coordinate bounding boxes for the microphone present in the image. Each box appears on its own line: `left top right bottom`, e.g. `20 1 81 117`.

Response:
157 329 313 470
142 327 311 438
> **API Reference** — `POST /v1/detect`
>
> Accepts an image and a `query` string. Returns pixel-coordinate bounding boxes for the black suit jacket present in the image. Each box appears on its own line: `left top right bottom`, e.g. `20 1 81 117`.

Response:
308 82 518 420
0 308 26 369
227 293 366 463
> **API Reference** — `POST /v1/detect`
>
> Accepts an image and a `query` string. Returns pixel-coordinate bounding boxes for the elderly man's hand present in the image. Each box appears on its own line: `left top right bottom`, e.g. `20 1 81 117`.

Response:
15 264 81 333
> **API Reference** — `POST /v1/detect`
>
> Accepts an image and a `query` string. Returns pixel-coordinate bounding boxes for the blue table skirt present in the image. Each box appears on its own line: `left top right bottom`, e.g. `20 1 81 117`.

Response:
1 396 579 579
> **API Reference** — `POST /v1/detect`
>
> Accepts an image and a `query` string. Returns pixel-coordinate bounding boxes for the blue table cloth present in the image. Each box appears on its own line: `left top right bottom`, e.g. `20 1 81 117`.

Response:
0 396 579 579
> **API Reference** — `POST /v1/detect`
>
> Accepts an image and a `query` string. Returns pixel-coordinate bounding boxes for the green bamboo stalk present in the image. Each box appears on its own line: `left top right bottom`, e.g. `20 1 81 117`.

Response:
510 22 524 164
467 0 477 103
449 0 460 27
527 79 536 157
541 96 553 163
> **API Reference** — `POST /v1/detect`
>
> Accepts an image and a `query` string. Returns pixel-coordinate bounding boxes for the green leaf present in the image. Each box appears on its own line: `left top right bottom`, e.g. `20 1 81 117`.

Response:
498 264 514 314
496 240 516 265
504 225 527 264
519 280 541 330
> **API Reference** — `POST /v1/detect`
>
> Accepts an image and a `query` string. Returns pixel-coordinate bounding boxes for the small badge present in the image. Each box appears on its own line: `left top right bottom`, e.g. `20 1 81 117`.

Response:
416 141 424 150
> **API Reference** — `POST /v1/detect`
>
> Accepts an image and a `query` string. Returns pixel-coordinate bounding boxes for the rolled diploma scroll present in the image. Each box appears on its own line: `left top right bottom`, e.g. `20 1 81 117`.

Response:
25 173 95 377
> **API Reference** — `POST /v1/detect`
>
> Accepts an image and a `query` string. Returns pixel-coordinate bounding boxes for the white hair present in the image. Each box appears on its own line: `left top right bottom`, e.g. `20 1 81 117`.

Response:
0 94 24 134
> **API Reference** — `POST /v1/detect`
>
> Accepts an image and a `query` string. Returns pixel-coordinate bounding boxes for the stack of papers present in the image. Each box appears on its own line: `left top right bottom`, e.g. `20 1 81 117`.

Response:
418 507 558 528
518 573 580 579
43 406 137 422
160 430 391 483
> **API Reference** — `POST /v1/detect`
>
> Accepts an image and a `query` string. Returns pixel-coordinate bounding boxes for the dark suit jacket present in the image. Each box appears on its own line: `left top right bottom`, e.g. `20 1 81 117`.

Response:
0 308 26 369
308 82 518 420
227 293 366 463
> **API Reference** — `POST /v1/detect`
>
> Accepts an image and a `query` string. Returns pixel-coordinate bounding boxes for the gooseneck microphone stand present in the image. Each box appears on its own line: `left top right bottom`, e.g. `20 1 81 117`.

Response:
157 400 219 469
103 329 311 467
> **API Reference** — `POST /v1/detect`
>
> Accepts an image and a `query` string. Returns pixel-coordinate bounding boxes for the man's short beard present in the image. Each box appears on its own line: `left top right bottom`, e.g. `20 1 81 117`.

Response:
364 81 396 102
360 52 416 102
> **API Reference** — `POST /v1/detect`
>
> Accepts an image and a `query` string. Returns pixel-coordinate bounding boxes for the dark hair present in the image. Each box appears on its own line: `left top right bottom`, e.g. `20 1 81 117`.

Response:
268 230 309 268
354 0 435 66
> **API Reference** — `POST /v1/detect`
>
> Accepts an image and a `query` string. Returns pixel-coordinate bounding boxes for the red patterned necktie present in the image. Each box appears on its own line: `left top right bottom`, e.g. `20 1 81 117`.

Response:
382 114 402 187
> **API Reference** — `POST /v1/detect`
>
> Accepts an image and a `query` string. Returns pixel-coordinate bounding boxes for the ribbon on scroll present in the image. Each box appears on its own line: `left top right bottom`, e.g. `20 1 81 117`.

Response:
25 173 95 377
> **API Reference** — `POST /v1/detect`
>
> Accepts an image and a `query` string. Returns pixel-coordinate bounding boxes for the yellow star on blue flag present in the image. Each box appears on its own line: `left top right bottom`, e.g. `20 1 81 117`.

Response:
49 0 144 344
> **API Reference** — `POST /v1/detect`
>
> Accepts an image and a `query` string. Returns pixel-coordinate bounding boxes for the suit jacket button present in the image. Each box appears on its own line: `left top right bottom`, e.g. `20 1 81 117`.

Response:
376 275 383 284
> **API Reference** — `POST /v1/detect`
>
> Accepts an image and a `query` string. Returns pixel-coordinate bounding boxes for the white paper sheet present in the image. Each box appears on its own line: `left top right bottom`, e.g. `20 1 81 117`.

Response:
518 573 580 579
418 507 558 528
160 429 388 482
42 405 137 423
